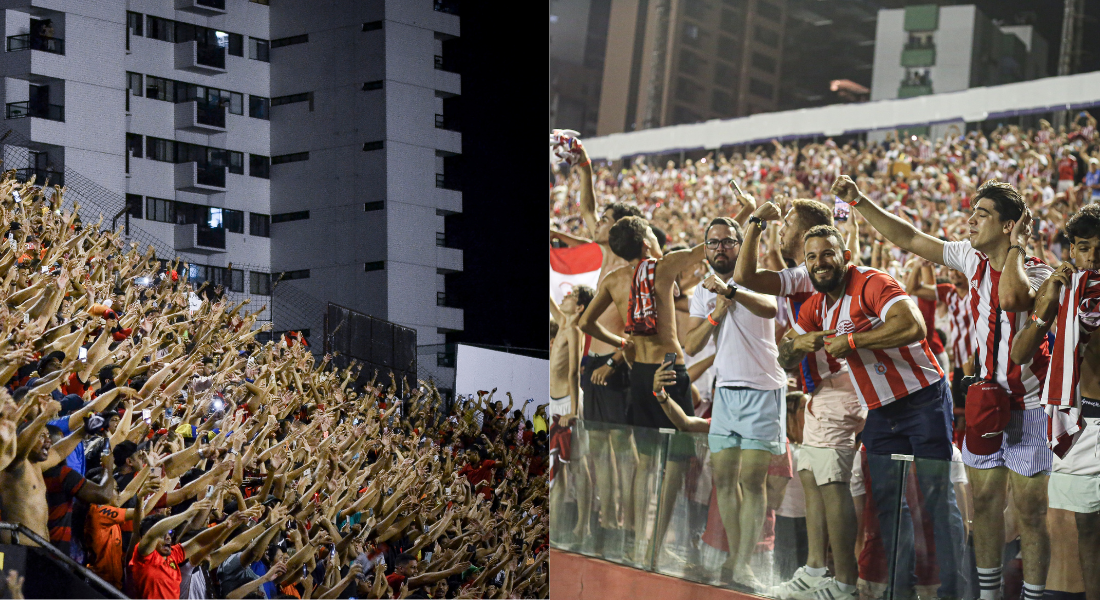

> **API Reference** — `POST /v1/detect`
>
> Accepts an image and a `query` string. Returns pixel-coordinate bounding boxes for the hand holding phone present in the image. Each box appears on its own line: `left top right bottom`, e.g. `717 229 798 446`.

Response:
662 352 677 371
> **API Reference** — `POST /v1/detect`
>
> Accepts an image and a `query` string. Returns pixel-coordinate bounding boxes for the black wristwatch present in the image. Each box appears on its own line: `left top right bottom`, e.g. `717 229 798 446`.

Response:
748 216 767 231
724 285 738 300
605 357 616 368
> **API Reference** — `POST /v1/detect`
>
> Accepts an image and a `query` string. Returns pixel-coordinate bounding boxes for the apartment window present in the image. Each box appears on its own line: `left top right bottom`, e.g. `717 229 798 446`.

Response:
362 21 383 32
712 89 734 113
364 261 385 272
248 37 269 61
436 232 446 246
271 152 309 165
364 201 384 211
250 271 271 295
249 95 270 119
145 197 175 223
127 12 144 37
678 50 704 77
756 0 781 22
271 211 309 224
146 137 173 162
228 269 244 293
751 52 776 73
228 33 243 56
127 72 142 96
249 154 270 179
145 76 175 101
675 78 703 103
753 25 779 48
249 213 270 237
362 80 383 91
749 77 774 99
271 34 308 48
126 194 143 219
717 35 740 61
279 269 310 280
224 209 244 233
147 16 175 42
714 61 738 88
363 141 384 151
228 151 244 175
682 24 701 48
720 9 740 34
228 92 243 115
673 105 702 124
127 133 143 158
271 93 309 107
684 0 709 21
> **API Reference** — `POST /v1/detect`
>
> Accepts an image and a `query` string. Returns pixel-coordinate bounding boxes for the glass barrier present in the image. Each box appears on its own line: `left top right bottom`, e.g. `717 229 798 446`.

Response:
552 417 1100 600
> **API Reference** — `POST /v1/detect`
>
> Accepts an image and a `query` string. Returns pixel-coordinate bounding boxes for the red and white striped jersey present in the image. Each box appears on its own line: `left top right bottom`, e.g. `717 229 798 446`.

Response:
793 265 944 410
779 264 847 393
942 241 1053 410
936 283 973 366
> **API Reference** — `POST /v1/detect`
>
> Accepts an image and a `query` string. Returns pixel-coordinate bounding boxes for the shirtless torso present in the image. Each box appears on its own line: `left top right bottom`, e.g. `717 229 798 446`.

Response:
0 456 50 543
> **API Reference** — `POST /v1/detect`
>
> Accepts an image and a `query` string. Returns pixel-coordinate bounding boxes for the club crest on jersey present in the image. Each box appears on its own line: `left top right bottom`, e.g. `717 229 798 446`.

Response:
970 279 979 289
873 362 887 375
836 320 855 335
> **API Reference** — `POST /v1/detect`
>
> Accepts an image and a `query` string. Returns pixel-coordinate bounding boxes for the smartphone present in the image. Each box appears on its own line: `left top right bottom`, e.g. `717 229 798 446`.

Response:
205 485 215 499
424 551 433 562
288 519 296 530
79 347 88 363
142 409 151 422
833 199 850 222
466 543 475 555
662 352 676 370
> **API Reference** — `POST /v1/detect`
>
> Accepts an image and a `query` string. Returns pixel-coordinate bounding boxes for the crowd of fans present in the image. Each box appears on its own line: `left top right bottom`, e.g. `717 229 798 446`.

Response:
549 111 1100 600
0 175 549 599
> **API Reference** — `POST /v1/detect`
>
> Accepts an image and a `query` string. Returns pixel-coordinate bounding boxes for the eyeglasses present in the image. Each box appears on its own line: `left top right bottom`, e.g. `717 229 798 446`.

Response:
705 238 740 250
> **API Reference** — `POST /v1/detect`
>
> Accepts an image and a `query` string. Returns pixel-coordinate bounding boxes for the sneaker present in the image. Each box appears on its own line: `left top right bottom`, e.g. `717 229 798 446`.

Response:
768 566 832 600
730 565 765 594
811 580 858 600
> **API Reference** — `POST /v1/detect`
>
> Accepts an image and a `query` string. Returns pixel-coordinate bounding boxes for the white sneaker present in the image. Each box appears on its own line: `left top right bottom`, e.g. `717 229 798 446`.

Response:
811 579 859 600
767 566 831 600
731 567 766 594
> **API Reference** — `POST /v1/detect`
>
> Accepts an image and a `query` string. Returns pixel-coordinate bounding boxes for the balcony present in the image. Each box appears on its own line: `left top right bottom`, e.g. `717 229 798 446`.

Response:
436 306 463 332
436 246 462 273
14 168 62 187
175 40 226 75
175 100 225 133
901 45 935 68
175 162 226 194
898 83 933 98
174 223 226 254
176 0 226 15
6 34 64 55
6 101 63 122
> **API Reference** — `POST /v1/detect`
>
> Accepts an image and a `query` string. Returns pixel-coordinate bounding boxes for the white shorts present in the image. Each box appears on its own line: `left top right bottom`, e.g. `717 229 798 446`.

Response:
797 445 857 485
1048 471 1100 514
550 394 575 419
1052 416 1100 477
1057 179 1075 193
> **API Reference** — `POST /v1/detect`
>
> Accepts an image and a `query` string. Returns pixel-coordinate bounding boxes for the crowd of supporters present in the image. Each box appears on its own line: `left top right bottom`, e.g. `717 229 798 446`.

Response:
0 175 549 599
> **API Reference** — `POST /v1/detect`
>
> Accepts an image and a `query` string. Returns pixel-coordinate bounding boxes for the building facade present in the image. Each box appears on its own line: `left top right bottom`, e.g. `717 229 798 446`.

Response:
0 0 462 385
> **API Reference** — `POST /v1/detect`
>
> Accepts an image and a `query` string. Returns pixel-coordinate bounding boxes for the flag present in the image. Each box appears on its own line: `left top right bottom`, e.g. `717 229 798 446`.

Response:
550 242 602 304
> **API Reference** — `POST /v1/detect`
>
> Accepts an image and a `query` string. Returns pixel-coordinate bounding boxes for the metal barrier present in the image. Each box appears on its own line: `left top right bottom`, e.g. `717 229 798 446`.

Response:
0 522 127 599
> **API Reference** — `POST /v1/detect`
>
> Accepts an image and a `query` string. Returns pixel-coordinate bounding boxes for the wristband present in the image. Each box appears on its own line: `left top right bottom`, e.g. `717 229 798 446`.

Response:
748 216 767 231
1031 313 1048 329
652 390 667 404
1008 244 1025 255
847 333 856 350
846 195 862 207
707 314 720 327
619 338 626 349
576 158 590 168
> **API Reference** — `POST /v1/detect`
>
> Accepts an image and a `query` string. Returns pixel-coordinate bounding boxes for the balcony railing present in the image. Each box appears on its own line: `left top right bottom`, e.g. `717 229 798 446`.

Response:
898 83 933 98
6 34 65 55
436 173 460 191
15 168 63 187
434 55 444 70
197 0 226 8
195 102 226 128
196 164 226 188
901 46 936 68
6 101 64 122
196 44 226 69
196 225 226 249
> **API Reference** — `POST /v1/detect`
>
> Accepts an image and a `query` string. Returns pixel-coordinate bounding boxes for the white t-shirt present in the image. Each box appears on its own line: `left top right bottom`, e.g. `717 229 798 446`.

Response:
690 279 785 391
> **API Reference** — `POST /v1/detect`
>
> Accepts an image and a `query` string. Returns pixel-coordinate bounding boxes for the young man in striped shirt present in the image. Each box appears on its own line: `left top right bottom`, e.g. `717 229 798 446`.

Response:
834 174 1053 600
778 225 963 600
734 199 867 600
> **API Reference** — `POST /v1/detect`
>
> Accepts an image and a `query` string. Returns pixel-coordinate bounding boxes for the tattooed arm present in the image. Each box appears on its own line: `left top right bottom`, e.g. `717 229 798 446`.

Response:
777 328 834 371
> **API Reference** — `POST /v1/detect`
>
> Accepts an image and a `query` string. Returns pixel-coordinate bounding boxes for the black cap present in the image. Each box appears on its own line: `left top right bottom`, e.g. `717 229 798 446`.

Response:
113 440 138 464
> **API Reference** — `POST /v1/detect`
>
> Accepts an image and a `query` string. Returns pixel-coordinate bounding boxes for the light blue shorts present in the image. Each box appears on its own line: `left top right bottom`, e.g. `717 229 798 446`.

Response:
708 386 786 456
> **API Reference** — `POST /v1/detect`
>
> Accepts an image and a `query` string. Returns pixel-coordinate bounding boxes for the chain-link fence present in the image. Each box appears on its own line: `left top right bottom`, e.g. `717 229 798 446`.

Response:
0 128 327 350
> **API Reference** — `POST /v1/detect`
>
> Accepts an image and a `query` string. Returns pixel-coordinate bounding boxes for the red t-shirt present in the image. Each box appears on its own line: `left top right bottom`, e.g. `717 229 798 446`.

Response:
1058 155 1077 181
130 543 186 600
386 573 406 591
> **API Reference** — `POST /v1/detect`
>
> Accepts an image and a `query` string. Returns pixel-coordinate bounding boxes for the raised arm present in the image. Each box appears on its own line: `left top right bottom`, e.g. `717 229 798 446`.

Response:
1000 210 1042 312
832 176 945 265
732 203 784 295
1009 264 1069 364
137 500 208 557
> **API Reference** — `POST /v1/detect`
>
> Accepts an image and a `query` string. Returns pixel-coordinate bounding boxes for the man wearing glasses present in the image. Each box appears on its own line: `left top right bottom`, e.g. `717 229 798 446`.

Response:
682 216 784 590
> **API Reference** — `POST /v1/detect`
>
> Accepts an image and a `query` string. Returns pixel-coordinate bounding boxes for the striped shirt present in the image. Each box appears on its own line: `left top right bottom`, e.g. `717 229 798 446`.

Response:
936 283 974 366
942 241 1053 410
793 265 944 410
43 464 86 557
779 264 847 392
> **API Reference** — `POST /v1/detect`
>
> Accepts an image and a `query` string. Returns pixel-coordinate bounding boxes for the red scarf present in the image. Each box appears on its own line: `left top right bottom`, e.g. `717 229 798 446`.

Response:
1042 269 1100 457
625 259 658 336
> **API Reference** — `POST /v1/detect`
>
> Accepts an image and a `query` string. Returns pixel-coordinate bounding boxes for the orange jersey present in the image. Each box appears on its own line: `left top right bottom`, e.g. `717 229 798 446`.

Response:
86 504 127 588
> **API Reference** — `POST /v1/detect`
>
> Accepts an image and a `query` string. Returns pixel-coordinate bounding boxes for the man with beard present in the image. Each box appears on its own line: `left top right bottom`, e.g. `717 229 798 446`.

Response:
579 216 704 566
1008 204 1100 600
682 217 784 590
733 198 866 600
778 225 963 600
562 133 642 550
835 174 1051 600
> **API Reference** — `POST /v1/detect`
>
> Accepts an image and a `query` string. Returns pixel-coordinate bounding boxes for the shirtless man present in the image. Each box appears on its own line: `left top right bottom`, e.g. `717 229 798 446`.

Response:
1009 204 1100 600
558 132 643 550
549 285 595 548
0 395 118 546
579 215 704 565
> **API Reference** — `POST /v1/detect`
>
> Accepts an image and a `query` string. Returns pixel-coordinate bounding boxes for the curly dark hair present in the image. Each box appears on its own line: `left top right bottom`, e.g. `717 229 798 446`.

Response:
1065 203 1100 242
604 201 643 222
608 216 651 261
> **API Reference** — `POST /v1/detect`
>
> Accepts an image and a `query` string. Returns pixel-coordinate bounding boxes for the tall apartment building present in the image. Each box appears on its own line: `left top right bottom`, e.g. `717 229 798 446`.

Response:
590 0 787 136
0 0 463 384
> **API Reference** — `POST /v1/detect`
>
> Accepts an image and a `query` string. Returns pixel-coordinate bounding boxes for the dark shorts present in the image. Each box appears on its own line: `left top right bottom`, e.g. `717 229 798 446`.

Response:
581 353 630 429
862 378 954 461
628 361 695 460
